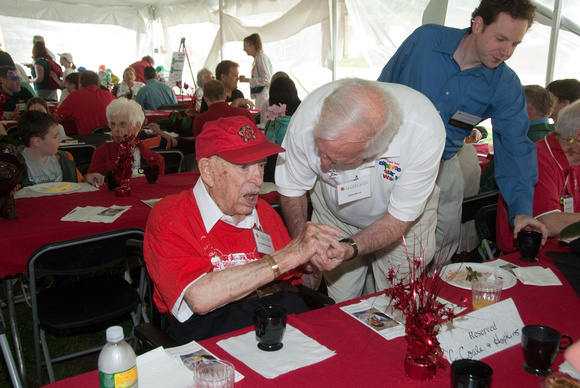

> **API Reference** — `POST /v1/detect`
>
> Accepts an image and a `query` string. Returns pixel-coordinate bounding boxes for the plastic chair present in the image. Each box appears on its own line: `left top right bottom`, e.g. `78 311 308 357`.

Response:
475 204 498 261
59 144 96 175
27 228 147 384
157 149 184 174
91 125 110 134
157 103 188 110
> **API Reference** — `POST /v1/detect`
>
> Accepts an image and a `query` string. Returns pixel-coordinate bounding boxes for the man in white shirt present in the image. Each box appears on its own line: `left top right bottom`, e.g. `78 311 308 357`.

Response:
275 78 445 302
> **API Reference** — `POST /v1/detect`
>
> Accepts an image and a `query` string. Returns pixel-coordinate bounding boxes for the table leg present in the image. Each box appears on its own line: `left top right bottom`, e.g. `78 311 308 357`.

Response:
0 277 27 386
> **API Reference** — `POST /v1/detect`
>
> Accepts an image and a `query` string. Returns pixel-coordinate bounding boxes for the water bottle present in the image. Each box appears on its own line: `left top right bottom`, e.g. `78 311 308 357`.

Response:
98 326 138 388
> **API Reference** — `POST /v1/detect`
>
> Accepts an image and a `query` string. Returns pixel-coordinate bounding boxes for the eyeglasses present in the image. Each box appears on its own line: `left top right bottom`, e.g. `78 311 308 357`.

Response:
109 121 130 130
556 134 580 144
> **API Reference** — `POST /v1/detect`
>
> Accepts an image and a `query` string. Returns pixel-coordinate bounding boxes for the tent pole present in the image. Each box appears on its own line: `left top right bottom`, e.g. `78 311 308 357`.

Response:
219 0 224 63
331 0 338 81
545 0 562 85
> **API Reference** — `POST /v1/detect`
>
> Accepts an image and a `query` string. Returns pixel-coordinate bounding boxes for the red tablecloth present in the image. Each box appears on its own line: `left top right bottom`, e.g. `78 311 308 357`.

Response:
42 239 580 387
145 109 174 123
1 172 199 278
474 142 493 172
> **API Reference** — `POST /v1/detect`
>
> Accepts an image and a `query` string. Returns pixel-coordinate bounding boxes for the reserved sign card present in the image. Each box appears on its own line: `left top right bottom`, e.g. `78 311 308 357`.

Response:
437 298 524 362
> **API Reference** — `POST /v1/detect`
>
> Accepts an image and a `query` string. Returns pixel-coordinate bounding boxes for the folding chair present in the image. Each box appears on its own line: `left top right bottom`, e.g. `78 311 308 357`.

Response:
475 204 498 261
27 228 146 384
0 318 23 388
59 144 96 175
157 103 188 110
91 125 110 134
157 149 184 174
461 190 500 261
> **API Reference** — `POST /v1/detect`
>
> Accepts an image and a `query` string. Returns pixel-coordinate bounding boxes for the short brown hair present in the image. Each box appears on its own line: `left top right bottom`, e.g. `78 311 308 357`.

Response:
17 110 58 147
215 60 239 82
25 97 49 112
203 80 226 103
546 79 580 104
524 85 554 118
470 0 536 33
80 70 100 87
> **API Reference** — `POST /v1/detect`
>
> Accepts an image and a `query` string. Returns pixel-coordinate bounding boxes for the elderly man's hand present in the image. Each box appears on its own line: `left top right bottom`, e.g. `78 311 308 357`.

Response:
513 214 548 245
276 222 343 272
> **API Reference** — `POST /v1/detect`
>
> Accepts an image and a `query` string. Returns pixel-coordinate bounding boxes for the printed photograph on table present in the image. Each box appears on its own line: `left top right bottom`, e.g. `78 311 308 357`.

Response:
353 307 399 331
180 349 216 371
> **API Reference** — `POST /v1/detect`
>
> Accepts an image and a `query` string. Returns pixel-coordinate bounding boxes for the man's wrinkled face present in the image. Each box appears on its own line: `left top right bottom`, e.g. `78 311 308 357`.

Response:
208 157 266 223
472 12 529 69
316 135 367 171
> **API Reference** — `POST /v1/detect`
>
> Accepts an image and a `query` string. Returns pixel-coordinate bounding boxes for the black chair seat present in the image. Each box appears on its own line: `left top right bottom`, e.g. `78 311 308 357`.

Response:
37 275 140 330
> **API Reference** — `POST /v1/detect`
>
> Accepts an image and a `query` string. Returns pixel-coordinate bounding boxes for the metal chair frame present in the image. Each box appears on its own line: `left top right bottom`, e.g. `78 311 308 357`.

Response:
27 228 146 384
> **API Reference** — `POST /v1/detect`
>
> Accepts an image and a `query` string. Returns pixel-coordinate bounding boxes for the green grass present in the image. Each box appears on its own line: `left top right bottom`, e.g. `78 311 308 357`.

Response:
1 278 142 387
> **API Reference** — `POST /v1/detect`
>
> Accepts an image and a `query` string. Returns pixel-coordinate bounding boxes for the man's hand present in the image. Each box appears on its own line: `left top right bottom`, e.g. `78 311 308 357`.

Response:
11 107 21 121
513 214 548 245
308 239 353 271
230 98 255 110
85 172 105 188
275 222 343 273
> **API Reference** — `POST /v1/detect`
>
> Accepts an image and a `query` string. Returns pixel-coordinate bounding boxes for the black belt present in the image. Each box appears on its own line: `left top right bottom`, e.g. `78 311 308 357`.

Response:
240 281 299 301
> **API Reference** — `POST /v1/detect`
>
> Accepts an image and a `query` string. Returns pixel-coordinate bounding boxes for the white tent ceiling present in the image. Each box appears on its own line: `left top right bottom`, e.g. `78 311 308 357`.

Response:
1 0 579 95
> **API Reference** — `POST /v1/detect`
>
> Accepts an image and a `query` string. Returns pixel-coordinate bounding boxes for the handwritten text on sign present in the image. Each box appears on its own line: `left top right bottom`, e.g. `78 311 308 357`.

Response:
437 298 524 362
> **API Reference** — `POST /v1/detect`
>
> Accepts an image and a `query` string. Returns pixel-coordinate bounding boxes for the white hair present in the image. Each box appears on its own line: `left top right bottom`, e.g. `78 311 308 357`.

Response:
106 97 145 126
312 78 403 159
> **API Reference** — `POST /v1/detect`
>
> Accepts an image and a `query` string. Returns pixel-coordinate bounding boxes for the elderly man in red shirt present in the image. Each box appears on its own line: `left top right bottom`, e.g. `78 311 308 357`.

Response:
144 116 343 344
58 70 116 135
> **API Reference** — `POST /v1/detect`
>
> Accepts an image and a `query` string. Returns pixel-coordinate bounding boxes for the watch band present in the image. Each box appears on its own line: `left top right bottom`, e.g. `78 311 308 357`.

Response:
263 254 281 278
339 238 358 261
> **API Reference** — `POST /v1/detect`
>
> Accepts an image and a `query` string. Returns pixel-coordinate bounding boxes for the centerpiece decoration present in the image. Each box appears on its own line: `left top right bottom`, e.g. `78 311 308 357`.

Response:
112 134 137 197
385 236 466 380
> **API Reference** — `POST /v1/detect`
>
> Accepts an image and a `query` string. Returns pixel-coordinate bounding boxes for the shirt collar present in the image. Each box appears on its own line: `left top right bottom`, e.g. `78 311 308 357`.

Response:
530 117 550 126
193 179 260 232
435 27 496 83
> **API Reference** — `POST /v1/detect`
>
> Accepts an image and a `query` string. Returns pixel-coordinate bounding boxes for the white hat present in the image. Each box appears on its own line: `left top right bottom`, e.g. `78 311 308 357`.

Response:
58 53 73 63
32 35 45 43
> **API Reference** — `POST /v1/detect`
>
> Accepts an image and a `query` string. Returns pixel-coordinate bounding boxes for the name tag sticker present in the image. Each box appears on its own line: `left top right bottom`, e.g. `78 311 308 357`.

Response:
563 197 574 213
253 229 274 254
337 176 371 206
437 298 524 362
449 111 482 131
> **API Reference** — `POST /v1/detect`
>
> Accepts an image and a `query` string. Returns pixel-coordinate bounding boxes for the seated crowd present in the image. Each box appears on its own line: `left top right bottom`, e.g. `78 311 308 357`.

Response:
3 15 580 349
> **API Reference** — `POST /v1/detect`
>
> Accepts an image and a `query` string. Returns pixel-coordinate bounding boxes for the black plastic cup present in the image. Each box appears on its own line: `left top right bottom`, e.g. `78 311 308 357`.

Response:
450 359 493 388
521 325 572 376
254 305 287 351
517 230 542 262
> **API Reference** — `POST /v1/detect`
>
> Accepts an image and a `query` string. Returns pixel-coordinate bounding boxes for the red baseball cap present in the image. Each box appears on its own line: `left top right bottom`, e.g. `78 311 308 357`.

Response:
195 116 285 163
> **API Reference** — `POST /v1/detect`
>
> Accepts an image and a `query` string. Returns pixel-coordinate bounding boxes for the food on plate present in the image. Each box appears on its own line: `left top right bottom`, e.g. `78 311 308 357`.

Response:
44 183 73 192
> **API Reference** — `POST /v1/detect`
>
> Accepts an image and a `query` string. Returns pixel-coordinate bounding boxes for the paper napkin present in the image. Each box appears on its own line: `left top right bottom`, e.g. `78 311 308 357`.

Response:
513 266 562 286
217 324 335 379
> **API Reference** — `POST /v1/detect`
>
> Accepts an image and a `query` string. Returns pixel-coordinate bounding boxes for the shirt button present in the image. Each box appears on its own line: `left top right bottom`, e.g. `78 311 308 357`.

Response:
445 92 449 95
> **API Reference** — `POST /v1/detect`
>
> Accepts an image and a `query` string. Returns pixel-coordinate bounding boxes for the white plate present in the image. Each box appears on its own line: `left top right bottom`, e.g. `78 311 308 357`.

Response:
439 262 517 290
30 182 81 194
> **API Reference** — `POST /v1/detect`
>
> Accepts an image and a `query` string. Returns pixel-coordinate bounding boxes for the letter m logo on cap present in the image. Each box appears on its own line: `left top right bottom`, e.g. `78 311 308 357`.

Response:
238 125 258 142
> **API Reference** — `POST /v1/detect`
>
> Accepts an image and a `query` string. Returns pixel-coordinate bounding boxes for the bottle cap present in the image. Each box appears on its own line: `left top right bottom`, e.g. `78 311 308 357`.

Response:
106 326 124 342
